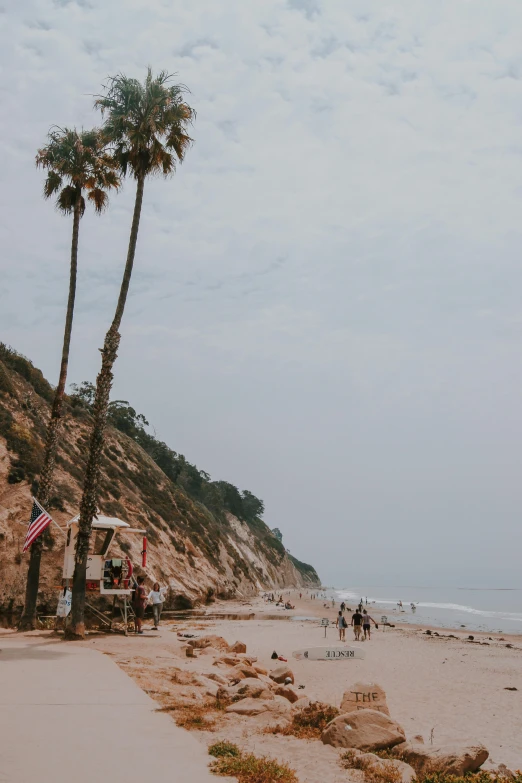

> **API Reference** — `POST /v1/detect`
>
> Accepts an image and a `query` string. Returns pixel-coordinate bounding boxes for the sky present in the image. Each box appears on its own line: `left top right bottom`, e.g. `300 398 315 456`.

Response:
2 0 522 589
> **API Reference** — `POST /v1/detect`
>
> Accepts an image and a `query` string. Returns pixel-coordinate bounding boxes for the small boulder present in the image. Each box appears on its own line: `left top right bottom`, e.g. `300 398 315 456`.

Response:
229 664 259 683
253 664 268 676
214 655 240 667
228 641 247 654
225 698 270 716
321 709 406 751
231 678 273 700
341 682 390 716
269 664 295 684
266 695 294 715
188 635 230 650
194 676 219 697
204 671 228 685
199 646 220 657
344 751 415 783
393 742 489 775
275 685 300 703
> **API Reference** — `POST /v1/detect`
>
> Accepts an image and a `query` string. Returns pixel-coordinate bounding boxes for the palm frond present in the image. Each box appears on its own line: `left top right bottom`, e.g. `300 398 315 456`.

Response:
43 171 63 198
87 187 109 214
57 185 78 215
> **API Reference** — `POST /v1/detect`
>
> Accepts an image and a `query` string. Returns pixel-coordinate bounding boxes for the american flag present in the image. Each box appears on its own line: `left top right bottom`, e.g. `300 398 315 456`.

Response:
23 500 52 552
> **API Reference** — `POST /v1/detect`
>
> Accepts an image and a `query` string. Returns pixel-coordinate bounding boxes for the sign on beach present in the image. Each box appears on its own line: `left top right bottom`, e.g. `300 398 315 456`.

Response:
292 646 365 661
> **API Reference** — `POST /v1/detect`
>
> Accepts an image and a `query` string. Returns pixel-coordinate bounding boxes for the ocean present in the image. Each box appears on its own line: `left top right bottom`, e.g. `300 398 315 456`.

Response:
334 586 522 635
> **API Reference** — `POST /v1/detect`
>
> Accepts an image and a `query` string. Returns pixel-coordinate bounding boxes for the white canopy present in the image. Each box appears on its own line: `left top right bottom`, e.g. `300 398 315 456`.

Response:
66 514 130 529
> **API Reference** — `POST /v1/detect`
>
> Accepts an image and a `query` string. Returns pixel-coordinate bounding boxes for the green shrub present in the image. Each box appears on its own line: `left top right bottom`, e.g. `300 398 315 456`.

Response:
208 741 241 759
209 749 298 783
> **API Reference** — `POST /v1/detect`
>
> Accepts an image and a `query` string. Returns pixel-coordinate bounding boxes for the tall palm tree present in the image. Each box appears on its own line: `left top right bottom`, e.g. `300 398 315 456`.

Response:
19 128 119 630
66 70 195 639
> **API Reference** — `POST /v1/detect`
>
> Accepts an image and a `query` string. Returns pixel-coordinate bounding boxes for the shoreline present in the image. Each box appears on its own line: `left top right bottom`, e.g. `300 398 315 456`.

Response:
252 589 522 642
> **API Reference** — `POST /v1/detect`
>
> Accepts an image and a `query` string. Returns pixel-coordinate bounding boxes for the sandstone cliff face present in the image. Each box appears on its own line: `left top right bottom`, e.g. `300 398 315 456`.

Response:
0 350 319 615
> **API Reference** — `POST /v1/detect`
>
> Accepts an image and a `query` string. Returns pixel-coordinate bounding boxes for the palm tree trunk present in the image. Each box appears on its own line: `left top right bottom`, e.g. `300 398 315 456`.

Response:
19 191 81 631
66 175 145 640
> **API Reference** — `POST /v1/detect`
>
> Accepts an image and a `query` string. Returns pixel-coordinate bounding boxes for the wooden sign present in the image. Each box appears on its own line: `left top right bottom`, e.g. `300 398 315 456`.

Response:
292 646 365 661
320 618 329 626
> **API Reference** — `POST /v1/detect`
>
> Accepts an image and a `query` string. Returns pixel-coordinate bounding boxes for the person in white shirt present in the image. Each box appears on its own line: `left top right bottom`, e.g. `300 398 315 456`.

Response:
148 582 167 629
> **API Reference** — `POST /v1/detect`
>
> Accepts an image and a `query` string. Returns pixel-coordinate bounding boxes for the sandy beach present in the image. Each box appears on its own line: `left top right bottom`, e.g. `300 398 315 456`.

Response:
7 590 517 782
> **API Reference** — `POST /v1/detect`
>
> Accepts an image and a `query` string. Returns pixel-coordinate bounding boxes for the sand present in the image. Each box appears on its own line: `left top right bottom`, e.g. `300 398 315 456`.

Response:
31 590 516 783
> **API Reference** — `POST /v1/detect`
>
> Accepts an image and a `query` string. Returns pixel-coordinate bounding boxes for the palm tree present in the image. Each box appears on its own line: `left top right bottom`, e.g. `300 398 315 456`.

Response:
19 128 119 630
66 70 195 639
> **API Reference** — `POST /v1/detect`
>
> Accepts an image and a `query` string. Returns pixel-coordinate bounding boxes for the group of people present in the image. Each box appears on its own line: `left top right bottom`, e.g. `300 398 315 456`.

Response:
131 576 167 634
336 600 377 641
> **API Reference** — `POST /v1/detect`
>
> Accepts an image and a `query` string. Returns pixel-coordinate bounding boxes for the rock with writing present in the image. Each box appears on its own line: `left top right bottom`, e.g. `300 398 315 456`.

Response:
321 709 406 751
341 682 390 716
392 742 489 775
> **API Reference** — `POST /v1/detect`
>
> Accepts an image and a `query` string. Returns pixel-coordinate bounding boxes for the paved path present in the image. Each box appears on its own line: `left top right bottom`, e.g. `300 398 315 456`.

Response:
0 635 220 783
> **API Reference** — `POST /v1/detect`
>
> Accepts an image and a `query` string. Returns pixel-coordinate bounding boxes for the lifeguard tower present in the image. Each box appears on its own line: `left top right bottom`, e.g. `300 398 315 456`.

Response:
62 514 146 633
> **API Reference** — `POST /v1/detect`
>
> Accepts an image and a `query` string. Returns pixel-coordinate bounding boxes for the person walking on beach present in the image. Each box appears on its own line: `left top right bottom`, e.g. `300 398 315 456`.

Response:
132 575 147 634
336 610 347 641
362 609 377 640
148 582 167 630
352 607 363 640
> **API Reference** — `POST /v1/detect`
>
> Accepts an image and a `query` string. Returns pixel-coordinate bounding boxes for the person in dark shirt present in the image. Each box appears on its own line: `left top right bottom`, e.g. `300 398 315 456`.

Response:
351 608 363 640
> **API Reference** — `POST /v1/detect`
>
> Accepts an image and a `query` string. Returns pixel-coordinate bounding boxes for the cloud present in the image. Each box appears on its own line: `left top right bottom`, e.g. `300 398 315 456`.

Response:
2 0 522 585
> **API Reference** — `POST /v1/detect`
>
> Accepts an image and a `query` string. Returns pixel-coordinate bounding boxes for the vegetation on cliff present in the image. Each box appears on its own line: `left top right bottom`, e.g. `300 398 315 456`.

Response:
0 344 320 614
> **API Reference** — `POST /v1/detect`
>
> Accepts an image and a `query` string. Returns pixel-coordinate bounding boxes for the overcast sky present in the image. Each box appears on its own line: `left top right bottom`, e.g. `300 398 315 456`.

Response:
2 0 522 589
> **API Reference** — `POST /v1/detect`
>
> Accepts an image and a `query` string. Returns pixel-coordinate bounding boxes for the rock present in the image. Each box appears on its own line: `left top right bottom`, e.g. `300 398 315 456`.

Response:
392 742 489 775
412 735 424 744
214 655 240 667
199 646 219 657
237 654 257 664
204 671 228 685
341 682 390 716
229 664 259 683
188 635 230 650
194 676 219 697
228 641 247 654
231 678 273 700
258 674 275 687
269 664 295 684
343 750 416 783
275 685 300 703
185 646 196 658
321 709 406 751
253 664 268 676
225 698 269 716
266 695 294 715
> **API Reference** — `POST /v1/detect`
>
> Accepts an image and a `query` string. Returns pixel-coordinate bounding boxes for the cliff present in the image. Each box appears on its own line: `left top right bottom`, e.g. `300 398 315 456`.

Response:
0 345 320 615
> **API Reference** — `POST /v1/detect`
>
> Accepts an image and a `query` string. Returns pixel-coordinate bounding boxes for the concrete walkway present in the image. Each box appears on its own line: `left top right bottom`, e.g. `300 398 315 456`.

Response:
0 635 220 783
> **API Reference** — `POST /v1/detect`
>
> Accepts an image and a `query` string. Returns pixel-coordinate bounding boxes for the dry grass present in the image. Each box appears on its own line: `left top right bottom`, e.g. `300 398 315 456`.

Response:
340 752 402 783
341 757 522 783
266 701 339 740
208 741 298 783
157 702 218 731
